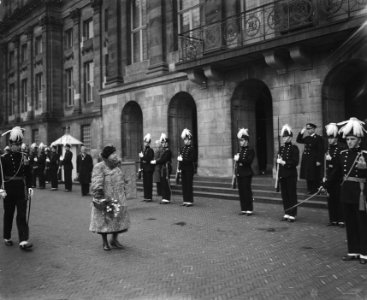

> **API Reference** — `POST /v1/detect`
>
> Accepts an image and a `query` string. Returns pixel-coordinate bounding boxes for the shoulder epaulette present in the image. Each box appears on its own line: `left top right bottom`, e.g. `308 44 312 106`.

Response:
340 149 348 153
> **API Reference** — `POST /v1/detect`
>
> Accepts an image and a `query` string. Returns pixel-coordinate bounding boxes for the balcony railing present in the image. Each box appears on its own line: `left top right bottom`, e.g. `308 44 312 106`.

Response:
178 0 367 62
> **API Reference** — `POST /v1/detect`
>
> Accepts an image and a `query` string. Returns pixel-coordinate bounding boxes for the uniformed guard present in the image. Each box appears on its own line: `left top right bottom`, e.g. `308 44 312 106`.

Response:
178 129 196 207
296 123 324 194
151 133 172 204
323 123 345 227
139 133 155 201
277 124 300 222
337 117 367 264
0 126 33 250
37 143 47 189
234 128 255 215
29 143 38 188
49 145 60 191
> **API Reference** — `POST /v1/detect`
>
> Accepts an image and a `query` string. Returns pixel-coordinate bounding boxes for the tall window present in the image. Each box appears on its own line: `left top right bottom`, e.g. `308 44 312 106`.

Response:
32 129 39 144
9 84 15 115
64 28 73 49
9 51 15 69
35 36 42 55
177 0 202 34
65 68 74 106
81 125 91 150
131 0 147 63
84 61 94 103
35 73 43 109
21 79 27 113
83 19 94 40
104 9 109 32
21 43 28 63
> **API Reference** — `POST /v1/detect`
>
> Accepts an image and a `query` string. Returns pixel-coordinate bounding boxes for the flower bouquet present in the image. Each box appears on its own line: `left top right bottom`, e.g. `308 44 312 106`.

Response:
92 198 122 218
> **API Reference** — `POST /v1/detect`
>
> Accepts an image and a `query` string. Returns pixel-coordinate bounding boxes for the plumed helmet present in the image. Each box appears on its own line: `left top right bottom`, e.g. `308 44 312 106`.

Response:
159 133 168 143
338 117 366 138
281 124 293 137
181 128 192 140
31 142 38 149
2 126 25 144
143 133 151 143
325 123 338 138
38 142 46 149
237 128 249 140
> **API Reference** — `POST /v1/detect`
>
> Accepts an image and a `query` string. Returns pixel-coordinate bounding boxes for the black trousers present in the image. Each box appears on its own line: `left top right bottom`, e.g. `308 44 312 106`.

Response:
50 168 58 189
160 176 171 200
143 171 153 199
181 170 194 203
64 168 72 191
156 182 162 196
38 168 46 188
31 168 38 187
237 176 253 211
280 176 297 217
327 182 344 223
81 183 90 196
343 203 367 255
3 193 29 242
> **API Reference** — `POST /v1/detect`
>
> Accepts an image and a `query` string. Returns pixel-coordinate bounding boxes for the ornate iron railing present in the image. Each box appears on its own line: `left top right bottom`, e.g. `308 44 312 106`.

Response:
178 0 367 62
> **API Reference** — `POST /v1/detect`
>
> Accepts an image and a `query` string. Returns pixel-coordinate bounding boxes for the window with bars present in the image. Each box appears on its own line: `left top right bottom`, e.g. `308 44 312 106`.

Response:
35 73 42 109
35 36 42 55
81 125 91 150
65 68 74 106
131 0 148 63
9 84 15 115
84 61 94 103
83 19 94 40
64 28 73 49
21 79 27 113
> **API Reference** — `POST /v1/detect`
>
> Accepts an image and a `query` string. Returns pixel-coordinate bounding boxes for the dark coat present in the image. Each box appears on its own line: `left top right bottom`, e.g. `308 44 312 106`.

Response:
155 147 172 178
296 132 324 180
179 145 196 172
37 151 46 172
77 153 94 184
236 146 255 177
325 143 345 184
278 142 299 178
62 150 73 170
50 152 60 171
142 146 155 172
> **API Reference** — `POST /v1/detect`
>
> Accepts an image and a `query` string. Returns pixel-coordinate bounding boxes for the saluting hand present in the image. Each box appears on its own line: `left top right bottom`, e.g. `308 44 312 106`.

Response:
301 127 306 135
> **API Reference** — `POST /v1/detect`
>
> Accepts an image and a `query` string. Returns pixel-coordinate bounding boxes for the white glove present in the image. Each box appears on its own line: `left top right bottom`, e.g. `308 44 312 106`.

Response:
0 189 7 199
34 158 38 162
177 155 183 162
46 158 50 162
28 188 34 197
234 154 239 161
325 154 332 161
316 161 321 166
151 160 156 164
139 152 143 158
277 158 286 165
301 127 306 134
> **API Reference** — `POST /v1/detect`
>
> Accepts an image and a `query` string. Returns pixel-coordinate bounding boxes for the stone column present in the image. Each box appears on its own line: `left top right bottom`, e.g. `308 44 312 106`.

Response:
11 36 20 120
92 0 102 95
25 27 34 120
106 0 123 84
71 8 82 114
147 0 168 74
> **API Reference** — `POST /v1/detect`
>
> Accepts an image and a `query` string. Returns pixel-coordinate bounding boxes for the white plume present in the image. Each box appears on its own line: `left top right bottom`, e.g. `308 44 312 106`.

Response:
237 128 249 139
143 133 151 143
181 128 192 139
159 133 167 142
325 123 338 137
280 124 292 137
337 117 366 138
31 143 37 148
1 126 25 142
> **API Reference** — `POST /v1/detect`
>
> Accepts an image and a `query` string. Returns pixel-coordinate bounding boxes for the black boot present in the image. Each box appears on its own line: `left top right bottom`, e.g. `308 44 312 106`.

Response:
102 233 110 251
110 233 124 249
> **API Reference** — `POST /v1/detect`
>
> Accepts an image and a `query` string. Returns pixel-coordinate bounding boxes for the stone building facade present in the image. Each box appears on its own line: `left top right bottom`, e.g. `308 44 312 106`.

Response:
1 0 367 176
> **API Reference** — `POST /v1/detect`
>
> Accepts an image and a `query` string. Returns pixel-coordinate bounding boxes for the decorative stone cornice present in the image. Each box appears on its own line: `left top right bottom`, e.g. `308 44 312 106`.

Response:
203 65 223 82
91 0 103 12
70 8 81 24
289 45 312 68
187 69 207 87
263 50 288 74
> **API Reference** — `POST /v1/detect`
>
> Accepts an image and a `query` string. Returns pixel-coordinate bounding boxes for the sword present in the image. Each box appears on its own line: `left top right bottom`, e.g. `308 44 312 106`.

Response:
285 186 324 212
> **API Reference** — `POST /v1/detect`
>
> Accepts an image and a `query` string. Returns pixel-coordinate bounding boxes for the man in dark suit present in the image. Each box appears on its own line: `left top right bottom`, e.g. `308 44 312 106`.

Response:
77 145 94 196
50 145 60 191
62 144 73 192
139 134 154 201
296 123 324 194
37 143 47 189
277 124 300 222
0 126 33 250
234 128 255 215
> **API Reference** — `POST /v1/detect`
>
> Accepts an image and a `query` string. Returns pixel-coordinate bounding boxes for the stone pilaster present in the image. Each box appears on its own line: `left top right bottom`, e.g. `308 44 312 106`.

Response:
71 8 82 114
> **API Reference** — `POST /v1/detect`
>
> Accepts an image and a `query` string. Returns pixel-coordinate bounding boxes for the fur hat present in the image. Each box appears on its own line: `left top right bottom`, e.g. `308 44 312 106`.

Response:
101 145 116 159
2 126 25 144
237 128 249 140
181 128 192 140
338 117 366 138
325 123 338 138
143 133 151 143
281 124 293 137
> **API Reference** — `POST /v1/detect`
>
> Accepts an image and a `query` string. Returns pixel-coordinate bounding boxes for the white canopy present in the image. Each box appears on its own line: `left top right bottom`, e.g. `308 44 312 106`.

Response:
51 134 83 146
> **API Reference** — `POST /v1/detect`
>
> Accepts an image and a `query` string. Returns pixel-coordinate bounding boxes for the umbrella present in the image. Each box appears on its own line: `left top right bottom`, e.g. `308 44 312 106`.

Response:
51 134 83 146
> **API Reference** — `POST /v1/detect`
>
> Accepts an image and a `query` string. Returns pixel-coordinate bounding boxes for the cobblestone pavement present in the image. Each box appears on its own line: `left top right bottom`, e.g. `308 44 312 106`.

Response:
0 185 366 300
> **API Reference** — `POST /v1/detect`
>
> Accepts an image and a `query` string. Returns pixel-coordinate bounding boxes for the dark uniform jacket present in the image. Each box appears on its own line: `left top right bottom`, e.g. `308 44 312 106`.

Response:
62 150 73 170
50 152 60 171
0 151 31 197
37 151 47 173
236 146 255 177
296 132 324 180
142 146 155 172
325 144 345 183
155 147 172 178
179 145 196 172
76 153 93 184
337 148 367 204
29 150 38 171
278 142 299 178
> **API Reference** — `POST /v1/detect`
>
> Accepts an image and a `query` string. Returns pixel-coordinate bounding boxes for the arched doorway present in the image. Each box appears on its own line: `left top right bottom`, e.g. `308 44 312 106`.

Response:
231 79 274 174
121 101 143 161
168 92 198 173
323 59 367 124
